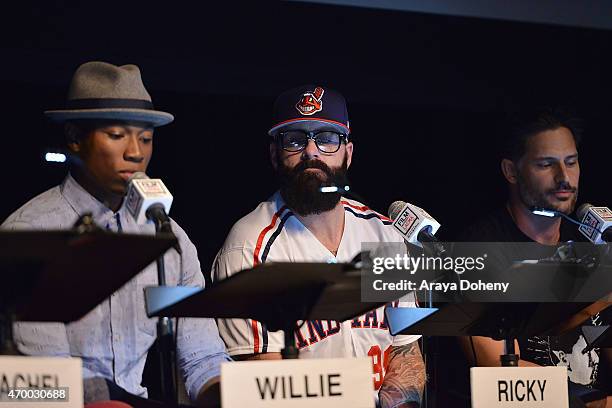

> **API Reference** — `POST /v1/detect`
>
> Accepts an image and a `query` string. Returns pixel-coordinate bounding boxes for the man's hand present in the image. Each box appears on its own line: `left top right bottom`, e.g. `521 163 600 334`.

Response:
378 342 425 408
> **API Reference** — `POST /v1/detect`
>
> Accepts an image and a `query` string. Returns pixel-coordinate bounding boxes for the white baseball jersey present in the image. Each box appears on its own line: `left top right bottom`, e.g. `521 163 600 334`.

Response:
212 191 420 390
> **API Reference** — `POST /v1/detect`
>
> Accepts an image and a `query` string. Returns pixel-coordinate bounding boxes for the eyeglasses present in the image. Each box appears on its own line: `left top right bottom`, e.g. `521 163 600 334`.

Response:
276 130 348 153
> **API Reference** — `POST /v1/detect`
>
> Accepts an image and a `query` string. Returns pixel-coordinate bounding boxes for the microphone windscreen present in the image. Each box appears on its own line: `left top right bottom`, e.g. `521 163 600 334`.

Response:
388 201 406 221
577 203 593 221
127 171 148 183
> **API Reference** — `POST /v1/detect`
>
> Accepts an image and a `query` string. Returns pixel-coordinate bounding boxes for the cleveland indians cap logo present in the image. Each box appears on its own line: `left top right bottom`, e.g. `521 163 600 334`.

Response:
295 87 324 116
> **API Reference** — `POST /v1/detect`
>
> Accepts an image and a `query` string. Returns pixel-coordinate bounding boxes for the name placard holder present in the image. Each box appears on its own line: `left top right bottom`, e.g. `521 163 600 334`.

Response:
471 366 568 408
0 356 83 408
221 357 374 408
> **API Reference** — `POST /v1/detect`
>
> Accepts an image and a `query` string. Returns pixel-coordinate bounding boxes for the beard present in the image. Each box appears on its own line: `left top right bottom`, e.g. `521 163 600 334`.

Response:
516 171 579 215
277 155 350 216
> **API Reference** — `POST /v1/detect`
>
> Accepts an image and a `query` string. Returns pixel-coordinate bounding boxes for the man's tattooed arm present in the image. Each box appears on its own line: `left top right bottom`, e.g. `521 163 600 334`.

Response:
378 341 425 408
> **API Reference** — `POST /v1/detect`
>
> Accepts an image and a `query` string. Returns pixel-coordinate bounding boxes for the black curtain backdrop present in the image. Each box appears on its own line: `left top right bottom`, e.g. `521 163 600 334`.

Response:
1 1 611 279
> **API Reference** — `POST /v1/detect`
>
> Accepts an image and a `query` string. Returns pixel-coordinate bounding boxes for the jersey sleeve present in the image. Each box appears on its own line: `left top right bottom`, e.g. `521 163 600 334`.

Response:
211 246 285 356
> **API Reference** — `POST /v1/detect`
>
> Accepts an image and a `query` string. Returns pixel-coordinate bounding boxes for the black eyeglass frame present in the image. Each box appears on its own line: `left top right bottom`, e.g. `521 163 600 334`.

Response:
274 130 349 153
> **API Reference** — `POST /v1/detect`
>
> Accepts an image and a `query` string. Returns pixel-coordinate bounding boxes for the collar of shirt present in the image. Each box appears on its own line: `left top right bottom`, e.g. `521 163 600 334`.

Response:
60 174 149 234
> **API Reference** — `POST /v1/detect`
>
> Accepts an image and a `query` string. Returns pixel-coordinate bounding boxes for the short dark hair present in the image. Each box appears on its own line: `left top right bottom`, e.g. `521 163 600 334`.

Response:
499 107 582 162
64 120 99 144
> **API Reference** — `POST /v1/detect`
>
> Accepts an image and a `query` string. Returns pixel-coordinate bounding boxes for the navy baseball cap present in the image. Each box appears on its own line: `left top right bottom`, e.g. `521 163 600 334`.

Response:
268 85 350 135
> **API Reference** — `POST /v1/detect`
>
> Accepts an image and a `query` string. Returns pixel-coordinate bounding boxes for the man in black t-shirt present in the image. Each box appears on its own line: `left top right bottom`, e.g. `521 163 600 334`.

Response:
460 109 611 407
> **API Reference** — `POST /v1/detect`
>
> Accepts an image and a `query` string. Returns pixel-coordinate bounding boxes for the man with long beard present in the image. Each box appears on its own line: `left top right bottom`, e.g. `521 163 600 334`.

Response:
458 108 611 407
212 86 426 407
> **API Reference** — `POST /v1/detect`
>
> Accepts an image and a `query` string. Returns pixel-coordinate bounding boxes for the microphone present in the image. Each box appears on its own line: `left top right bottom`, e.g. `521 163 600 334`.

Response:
125 172 173 231
126 172 180 254
388 201 443 253
577 203 612 244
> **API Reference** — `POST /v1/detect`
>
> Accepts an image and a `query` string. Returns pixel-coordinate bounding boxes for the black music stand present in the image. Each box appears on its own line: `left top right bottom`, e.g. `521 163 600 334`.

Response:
388 302 597 360
0 228 177 354
385 301 609 407
582 318 611 351
145 262 386 358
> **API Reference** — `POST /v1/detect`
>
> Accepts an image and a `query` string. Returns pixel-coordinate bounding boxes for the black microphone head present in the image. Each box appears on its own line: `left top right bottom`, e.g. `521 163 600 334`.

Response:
388 201 406 221
577 203 594 221
127 171 148 183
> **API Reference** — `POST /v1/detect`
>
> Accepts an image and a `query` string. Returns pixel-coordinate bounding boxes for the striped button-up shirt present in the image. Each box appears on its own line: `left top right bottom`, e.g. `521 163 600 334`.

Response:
1 174 230 400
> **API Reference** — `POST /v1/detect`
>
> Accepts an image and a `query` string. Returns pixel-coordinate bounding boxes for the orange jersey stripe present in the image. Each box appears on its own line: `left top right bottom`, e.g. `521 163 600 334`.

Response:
341 200 392 222
253 205 288 266
251 320 260 353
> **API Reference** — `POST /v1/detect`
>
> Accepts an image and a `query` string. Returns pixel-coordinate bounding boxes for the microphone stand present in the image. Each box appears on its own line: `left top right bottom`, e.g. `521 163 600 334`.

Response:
500 336 519 367
146 204 178 404
418 241 445 408
411 236 447 408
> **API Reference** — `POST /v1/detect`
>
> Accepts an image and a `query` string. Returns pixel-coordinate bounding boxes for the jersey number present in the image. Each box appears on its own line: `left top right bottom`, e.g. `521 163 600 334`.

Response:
368 345 392 389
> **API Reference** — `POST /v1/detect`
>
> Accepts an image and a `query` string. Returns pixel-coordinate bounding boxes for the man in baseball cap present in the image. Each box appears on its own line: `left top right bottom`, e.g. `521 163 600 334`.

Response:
2 61 230 406
212 85 425 407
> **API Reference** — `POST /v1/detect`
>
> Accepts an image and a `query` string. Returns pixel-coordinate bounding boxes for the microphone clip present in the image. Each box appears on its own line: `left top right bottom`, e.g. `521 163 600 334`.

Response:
146 204 182 255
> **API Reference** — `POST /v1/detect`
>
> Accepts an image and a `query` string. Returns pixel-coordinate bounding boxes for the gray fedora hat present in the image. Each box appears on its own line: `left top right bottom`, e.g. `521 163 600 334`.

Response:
44 61 174 127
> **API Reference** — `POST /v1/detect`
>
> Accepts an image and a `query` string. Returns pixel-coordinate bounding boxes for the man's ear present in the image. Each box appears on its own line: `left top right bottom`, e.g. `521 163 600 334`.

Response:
345 141 354 169
501 159 518 184
269 142 278 171
65 123 81 153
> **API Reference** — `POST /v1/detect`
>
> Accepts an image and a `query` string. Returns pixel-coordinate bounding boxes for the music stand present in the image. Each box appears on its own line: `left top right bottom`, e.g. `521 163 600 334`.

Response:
145 262 386 358
0 228 177 354
581 300 611 351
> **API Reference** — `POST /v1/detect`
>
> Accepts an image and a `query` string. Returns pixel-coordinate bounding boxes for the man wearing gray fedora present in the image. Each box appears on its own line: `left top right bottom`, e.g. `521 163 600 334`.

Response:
1 61 230 406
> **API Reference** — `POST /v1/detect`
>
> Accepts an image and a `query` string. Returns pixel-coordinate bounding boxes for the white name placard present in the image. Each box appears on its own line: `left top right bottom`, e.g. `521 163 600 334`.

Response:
221 358 374 408
0 356 83 408
471 366 568 408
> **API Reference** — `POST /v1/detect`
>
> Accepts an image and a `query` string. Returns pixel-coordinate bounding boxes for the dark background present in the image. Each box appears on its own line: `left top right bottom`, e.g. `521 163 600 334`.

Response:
1 1 611 274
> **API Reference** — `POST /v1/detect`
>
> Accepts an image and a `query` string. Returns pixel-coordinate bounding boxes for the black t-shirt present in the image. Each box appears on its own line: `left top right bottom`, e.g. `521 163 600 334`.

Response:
461 206 584 243
461 207 611 392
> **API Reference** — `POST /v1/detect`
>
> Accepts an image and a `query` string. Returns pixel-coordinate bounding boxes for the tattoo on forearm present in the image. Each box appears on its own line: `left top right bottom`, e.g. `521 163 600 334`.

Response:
378 342 425 408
